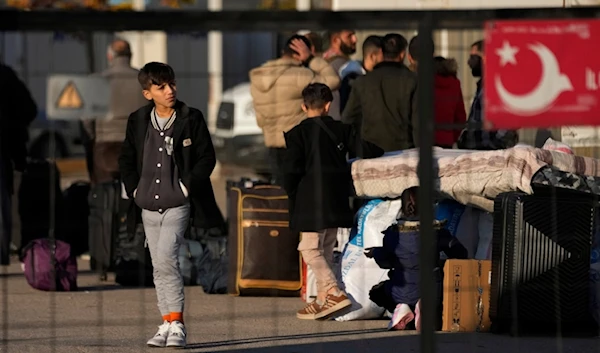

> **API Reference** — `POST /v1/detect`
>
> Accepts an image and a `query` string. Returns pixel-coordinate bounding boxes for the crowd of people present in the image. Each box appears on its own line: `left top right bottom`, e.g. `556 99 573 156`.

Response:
250 30 519 180
249 30 519 328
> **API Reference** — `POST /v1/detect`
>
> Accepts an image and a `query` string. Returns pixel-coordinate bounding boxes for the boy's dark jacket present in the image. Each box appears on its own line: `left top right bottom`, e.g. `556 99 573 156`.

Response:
282 116 383 232
119 101 224 234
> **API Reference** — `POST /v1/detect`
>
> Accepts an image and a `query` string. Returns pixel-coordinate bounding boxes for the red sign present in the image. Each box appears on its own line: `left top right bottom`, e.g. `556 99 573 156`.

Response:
484 19 600 129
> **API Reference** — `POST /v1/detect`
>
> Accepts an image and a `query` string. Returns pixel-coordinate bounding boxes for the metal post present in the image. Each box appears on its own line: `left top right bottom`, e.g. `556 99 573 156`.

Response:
296 0 310 11
296 0 310 33
417 14 436 353
207 0 223 134
439 29 449 58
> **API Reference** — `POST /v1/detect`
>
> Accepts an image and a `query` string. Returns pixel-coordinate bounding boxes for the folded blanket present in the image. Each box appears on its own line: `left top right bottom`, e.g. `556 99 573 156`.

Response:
351 145 600 212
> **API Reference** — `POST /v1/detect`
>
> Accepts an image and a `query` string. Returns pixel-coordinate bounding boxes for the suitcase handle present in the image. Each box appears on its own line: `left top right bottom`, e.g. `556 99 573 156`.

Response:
253 185 281 190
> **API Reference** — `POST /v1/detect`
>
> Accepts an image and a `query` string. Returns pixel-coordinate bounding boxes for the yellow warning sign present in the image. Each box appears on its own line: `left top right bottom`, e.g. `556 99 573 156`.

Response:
55 81 83 109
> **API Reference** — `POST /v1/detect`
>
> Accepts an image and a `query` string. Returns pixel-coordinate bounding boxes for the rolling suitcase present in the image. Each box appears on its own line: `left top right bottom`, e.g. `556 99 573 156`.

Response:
62 181 90 257
88 180 120 280
227 179 302 297
490 187 598 336
18 159 64 255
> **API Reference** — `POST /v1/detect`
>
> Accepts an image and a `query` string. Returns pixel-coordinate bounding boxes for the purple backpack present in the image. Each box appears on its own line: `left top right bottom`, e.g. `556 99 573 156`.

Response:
22 239 78 292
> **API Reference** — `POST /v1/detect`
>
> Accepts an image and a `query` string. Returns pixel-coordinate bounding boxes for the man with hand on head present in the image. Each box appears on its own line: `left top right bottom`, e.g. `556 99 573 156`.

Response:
249 34 340 186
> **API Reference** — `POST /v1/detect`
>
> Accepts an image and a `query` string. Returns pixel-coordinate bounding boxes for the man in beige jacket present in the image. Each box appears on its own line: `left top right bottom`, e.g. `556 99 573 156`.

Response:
82 39 148 184
249 34 340 185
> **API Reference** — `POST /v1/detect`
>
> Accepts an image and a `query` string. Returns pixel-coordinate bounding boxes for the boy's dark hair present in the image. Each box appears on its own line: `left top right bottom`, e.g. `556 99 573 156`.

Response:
401 186 419 217
283 34 312 57
138 62 176 90
302 83 333 110
362 35 383 56
408 35 434 61
382 33 408 60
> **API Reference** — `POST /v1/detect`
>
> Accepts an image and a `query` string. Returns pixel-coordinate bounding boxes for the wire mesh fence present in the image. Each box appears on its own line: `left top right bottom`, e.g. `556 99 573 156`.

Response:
1 5 600 353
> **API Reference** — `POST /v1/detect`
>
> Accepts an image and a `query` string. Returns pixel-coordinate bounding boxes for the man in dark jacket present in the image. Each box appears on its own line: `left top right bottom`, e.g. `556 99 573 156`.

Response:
342 33 419 153
0 63 37 265
119 62 223 348
338 35 383 116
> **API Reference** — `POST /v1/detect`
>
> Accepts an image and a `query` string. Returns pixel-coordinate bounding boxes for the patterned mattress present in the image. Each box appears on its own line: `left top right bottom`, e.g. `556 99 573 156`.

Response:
350 145 600 212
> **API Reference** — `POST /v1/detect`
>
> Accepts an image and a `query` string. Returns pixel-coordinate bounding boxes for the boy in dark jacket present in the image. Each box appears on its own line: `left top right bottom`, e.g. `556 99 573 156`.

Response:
283 83 384 320
119 62 223 348
368 187 468 331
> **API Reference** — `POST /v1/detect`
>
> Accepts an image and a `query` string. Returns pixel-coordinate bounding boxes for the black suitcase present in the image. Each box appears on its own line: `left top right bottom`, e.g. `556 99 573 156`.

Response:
490 188 598 336
227 179 302 297
62 181 90 257
18 159 64 255
88 180 121 280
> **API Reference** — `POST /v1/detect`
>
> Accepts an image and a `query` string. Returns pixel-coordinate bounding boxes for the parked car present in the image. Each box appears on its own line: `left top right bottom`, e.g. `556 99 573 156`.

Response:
212 82 269 174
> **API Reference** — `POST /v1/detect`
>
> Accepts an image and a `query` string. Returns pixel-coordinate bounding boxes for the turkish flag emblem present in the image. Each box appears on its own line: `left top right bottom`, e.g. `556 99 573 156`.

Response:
484 19 600 129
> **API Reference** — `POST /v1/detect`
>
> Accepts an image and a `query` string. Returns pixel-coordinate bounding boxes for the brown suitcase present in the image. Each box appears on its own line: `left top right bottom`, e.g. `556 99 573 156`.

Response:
227 180 302 297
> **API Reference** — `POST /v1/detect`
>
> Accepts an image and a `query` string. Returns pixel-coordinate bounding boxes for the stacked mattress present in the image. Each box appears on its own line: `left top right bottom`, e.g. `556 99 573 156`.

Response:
350 145 600 212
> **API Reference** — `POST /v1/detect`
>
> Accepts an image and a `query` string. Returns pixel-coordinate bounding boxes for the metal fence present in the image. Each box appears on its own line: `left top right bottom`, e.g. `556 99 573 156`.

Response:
0 6 599 353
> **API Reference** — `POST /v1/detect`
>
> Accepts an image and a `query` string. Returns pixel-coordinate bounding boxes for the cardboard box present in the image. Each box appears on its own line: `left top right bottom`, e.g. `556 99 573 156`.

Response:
442 259 492 333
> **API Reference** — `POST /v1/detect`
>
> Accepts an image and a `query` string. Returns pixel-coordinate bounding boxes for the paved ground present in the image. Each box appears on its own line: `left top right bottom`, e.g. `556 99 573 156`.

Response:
2 257 599 353
2 161 600 352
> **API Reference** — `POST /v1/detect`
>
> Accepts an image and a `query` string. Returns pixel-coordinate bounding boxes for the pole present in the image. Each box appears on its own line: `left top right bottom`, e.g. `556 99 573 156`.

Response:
296 0 310 33
296 0 310 11
417 14 436 353
207 0 223 134
439 29 449 58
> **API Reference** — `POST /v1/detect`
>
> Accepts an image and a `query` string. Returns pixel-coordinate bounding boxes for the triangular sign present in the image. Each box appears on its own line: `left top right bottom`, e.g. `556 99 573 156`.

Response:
56 81 83 109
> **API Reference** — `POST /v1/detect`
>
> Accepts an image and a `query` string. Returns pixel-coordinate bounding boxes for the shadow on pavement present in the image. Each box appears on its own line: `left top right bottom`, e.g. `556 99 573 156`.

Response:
189 332 600 353
77 284 130 292
185 328 388 350
0 269 96 278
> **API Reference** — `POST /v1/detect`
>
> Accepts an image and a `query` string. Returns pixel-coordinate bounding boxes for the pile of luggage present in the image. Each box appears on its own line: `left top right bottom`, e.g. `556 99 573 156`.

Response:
18 158 229 295
223 174 600 337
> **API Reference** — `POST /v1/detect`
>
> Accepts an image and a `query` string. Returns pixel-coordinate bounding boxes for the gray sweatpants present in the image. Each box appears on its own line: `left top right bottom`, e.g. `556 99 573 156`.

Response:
141 203 190 315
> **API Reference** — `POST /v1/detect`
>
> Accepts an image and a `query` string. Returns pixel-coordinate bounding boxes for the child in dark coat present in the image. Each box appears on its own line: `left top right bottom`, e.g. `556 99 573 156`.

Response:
283 83 384 321
368 187 468 331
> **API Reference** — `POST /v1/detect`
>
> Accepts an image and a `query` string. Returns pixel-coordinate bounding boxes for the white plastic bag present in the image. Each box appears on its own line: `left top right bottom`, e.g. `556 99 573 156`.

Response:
335 199 393 321
360 199 403 249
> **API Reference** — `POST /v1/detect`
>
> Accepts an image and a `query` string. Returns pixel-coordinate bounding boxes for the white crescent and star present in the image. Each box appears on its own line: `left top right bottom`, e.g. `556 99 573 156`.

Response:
493 40 573 116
